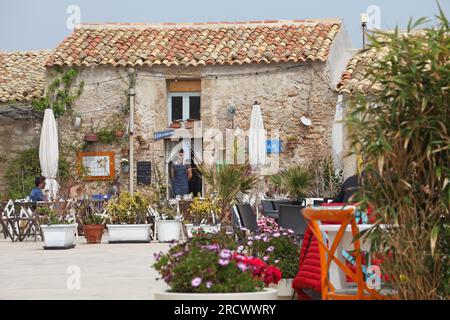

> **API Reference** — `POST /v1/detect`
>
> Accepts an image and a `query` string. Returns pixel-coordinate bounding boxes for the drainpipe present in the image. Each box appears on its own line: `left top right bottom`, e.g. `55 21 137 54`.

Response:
128 71 136 195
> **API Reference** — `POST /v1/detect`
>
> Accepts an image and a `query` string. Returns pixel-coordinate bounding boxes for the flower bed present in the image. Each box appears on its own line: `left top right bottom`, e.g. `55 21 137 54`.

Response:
153 231 281 293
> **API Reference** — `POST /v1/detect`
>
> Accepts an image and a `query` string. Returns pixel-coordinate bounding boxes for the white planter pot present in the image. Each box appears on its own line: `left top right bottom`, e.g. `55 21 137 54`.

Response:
269 278 294 299
185 224 221 238
156 220 182 242
41 224 77 249
154 288 278 300
107 224 151 242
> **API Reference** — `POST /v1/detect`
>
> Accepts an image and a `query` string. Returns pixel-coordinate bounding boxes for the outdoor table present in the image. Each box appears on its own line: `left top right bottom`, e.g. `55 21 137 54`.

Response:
318 224 380 291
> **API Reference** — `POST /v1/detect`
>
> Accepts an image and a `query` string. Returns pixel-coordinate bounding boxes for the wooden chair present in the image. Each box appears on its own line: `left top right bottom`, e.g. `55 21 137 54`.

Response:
302 206 390 300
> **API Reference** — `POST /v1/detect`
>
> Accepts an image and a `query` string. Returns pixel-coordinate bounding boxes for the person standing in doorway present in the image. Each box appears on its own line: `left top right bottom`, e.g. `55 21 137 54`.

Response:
171 149 192 197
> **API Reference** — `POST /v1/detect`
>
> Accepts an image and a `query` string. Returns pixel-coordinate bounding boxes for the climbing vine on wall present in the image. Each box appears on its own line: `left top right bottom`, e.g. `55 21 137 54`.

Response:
32 67 84 117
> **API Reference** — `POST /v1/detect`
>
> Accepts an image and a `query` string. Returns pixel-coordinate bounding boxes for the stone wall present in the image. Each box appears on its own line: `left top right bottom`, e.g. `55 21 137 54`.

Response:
1 61 339 197
0 108 41 196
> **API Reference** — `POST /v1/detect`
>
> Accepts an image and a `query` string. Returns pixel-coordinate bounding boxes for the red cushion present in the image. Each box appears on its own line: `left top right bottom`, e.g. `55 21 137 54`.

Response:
293 203 377 299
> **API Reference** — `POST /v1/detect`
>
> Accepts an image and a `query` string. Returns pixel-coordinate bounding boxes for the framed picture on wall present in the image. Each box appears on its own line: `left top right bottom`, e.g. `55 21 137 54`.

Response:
78 151 115 181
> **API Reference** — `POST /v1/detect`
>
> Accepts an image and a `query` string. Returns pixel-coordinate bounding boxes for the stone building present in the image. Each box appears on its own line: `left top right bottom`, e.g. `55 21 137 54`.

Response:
1 19 355 197
0 51 50 194
335 46 384 179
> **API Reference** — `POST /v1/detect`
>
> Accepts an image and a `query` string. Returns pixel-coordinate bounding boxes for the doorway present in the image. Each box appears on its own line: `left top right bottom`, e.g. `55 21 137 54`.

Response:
165 138 203 198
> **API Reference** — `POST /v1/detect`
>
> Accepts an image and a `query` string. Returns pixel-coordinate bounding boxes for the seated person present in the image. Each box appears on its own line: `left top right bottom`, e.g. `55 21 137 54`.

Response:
29 176 47 202
333 172 365 203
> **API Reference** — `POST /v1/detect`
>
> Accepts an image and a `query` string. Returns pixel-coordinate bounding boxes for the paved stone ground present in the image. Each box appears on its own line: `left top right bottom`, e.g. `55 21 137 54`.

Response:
0 233 170 300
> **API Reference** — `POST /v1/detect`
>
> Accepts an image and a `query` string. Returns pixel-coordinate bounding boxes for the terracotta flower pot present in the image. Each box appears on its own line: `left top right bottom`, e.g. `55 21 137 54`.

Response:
84 132 98 142
83 224 104 244
170 122 181 129
184 121 194 129
115 130 125 138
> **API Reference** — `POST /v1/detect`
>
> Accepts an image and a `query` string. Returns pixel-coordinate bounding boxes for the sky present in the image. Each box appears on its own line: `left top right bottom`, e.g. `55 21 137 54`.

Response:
0 0 448 51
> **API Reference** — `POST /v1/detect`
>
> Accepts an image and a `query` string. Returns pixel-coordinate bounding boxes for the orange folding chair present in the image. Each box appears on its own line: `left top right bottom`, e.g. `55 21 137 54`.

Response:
302 206 388 300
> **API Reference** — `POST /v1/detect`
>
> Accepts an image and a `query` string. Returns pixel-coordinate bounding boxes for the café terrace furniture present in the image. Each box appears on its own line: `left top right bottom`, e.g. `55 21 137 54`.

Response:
261 200 279 220
1 200 43 242
278 205 307 237
236 204 258 234
302 206 392 300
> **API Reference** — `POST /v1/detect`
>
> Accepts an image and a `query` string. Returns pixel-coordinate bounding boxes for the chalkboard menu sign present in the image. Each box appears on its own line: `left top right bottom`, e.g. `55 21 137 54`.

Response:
137 161 151 185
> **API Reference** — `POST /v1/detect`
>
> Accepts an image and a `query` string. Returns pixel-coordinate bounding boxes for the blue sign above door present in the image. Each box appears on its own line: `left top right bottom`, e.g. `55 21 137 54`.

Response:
154 130 175 141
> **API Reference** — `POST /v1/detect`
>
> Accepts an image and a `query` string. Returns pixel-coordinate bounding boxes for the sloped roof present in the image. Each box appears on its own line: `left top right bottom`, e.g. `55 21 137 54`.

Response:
46 19 342 68
0 50 50 103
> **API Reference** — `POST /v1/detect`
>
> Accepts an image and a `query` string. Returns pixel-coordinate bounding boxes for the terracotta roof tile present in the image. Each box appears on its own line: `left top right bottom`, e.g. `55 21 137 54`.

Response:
47 19 342 67
336 46 388 95
0 50 50 103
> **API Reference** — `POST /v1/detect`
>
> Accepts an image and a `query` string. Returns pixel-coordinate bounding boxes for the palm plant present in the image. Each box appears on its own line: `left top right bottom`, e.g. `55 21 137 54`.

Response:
278 165 313 200
198 164 257 224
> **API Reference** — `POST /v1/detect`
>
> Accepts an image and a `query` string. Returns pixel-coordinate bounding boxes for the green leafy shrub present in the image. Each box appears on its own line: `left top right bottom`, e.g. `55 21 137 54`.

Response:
245 229 301 279
153 237 282 293
198 164 257 224
37 207 71 225
277 165 313 200
97 127 116 144
345 8 449 299
186 195 221 224
106 192 149 224
3 148 69 200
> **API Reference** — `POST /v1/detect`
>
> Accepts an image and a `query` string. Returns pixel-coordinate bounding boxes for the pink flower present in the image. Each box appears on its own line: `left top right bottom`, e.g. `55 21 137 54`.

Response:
219 250 231 259
218 258 230 266
191 277 202 287
263 256 269 261
237 262 248 272
206 281 213 288
266 246 274 252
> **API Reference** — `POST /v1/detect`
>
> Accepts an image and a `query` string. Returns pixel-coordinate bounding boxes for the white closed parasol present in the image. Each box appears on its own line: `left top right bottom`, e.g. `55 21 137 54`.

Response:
248 102 266 168
39 108 59 199
331 96 345 171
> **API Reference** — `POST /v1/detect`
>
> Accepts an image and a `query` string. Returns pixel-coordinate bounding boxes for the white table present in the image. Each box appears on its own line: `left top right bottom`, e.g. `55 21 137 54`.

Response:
318 224 374 290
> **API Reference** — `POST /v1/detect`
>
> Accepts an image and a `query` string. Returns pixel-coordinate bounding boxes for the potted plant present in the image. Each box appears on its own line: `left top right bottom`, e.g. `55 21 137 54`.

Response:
39 207 78 250
169 120 182 129
105 192 151 242
120 158 129 173
81 201 105 244
278 165 312 201
245 224 301 299
84 119 99 142
198 164 257 227
185 196 221 237
152 231 280 300
184 118 196 129
155 204 183 242
84 132 98 142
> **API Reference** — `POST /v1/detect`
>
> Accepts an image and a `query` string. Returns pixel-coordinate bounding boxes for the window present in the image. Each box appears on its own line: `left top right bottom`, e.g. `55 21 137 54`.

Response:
168 92 201 125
